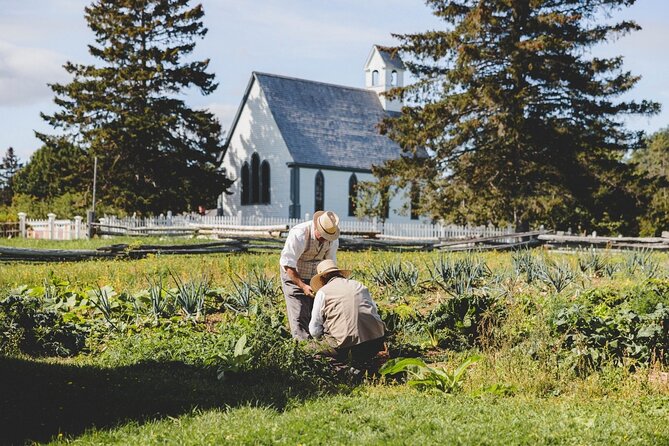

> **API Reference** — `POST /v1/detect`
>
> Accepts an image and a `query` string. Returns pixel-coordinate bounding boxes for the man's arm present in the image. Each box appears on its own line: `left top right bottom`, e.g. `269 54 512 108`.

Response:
284 266 313 297
280 224 311 294
309 290 325 338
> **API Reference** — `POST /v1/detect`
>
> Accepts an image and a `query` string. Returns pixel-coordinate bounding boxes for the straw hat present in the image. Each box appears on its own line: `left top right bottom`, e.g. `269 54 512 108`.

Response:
313 210 340 241
310 259 351 292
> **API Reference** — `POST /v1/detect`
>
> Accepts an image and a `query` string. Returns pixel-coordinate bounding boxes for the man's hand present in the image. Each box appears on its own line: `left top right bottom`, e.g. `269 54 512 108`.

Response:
302 284 314 297
284 266 314 297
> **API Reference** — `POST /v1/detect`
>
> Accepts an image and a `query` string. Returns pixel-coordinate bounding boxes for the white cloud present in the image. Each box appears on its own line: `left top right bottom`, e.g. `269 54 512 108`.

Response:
0 40 68 106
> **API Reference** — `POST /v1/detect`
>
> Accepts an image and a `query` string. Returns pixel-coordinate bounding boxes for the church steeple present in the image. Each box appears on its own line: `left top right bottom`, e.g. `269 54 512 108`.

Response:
364 45 405 112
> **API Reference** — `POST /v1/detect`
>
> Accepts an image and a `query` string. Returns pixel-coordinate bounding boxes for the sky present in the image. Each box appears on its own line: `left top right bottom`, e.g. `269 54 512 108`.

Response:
1 0 668 162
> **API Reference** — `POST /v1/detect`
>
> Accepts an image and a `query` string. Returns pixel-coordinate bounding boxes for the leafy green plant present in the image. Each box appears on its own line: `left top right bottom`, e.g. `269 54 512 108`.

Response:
425 293 502 350
88 285 119 330
380 355 480 393
577 248 607 277
146 273 170 322
0 290 87 357
624 249 661 278
248 270 280 300
370 260 419 292
512 249 540 284
214 334 253 381
429 254 490 296
225 279 256 315
169 273 208 321
539 260 575 293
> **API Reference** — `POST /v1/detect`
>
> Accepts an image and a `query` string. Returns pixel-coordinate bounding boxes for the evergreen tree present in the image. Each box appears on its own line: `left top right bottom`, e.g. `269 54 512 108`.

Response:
0 147 22 205
38 0 231 214
377 0 659 231
632 127 669 235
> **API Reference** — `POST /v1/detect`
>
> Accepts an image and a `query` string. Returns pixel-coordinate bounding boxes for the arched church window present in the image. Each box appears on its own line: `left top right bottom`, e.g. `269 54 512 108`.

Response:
315 171 324 212
251 153 260 204
348 173 357 217
260 160 270 204
391 70 398 86
372 70 379 86
240 162 250 205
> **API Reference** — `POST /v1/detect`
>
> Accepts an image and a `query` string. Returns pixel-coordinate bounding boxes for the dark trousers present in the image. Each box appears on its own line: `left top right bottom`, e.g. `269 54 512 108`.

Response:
330 337 386 364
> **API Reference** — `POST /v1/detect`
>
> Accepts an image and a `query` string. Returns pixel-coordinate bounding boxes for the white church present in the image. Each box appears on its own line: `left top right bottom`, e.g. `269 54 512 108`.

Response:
216 45 419 222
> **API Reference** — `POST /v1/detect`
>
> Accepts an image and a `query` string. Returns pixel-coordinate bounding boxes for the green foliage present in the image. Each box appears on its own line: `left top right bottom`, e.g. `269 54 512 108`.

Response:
425 293 503 350
169 273 209 321
552 280 669 373
632 127 669 236
428 253 490 297
214 334 253 381
34 0 232 214
538 260 575 294
370 260 419 292
0 289 87 357
375 0 657 232
0 146 22 205
380 355 480 393
12 143 88 201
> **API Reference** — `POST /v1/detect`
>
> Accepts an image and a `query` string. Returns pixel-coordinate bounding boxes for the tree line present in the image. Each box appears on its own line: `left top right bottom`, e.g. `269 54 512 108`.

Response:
1 0 667 235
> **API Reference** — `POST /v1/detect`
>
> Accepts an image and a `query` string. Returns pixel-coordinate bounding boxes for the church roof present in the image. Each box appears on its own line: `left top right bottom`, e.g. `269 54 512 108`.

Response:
224 72 405 172
374 45 405 71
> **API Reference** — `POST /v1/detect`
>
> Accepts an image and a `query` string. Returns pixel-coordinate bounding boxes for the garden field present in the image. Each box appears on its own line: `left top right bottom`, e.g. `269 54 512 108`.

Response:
1 239 669 445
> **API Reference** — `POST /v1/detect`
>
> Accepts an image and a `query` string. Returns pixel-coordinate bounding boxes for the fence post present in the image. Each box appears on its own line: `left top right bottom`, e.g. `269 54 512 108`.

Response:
236 210 242 226
74 216 82 239
18 212 26 238
47 213 56 240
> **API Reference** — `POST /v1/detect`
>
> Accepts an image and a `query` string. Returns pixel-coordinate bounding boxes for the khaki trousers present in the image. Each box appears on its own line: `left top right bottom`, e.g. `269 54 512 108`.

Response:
280 269 313 340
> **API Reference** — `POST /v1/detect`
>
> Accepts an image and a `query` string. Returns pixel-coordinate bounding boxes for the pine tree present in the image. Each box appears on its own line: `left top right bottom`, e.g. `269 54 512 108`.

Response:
0 147 22 205
632 127 669 235
38 0 231 214
378 0 659 231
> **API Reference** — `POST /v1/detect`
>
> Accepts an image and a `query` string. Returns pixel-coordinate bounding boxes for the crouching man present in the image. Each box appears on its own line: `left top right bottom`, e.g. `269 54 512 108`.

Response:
308 259 386 363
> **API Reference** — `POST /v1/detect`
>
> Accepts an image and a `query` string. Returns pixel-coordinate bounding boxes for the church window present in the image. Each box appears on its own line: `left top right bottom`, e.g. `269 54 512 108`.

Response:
240 162 250 205
348 173 358 217
391 70 398 86
315 171 324 212
241 153 271 206
372 70 379 86
260 160 270 204
251 153 260 204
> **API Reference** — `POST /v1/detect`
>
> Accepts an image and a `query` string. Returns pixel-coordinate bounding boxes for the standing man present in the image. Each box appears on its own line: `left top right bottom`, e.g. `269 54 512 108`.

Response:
280 211 341 340
308 259 386 362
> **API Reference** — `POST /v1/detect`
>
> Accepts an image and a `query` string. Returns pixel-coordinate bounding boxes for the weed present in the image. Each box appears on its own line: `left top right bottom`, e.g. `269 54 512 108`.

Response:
380 355 480 393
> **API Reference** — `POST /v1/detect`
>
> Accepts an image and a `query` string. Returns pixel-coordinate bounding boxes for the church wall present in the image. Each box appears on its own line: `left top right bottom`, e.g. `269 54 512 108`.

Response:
218 79 293 218
298 167 416 222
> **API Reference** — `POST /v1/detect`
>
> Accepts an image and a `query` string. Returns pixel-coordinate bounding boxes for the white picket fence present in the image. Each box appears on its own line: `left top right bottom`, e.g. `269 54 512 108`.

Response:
17 213 88 240
13 211 515 241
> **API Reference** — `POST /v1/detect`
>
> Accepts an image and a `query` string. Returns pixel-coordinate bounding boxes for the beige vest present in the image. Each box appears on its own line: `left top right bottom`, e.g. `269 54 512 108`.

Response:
320 277 385 349
296 224 331 280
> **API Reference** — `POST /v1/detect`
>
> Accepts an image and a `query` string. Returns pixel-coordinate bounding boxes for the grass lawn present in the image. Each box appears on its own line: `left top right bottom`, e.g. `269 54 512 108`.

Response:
3 356 668 446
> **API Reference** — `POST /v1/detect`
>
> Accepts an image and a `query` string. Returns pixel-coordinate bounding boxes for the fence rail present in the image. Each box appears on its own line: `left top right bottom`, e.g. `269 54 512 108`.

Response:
8 212 515 241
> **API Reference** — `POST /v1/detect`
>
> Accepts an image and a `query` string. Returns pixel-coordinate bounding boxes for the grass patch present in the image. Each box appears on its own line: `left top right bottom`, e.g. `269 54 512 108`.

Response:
49 387 669 445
